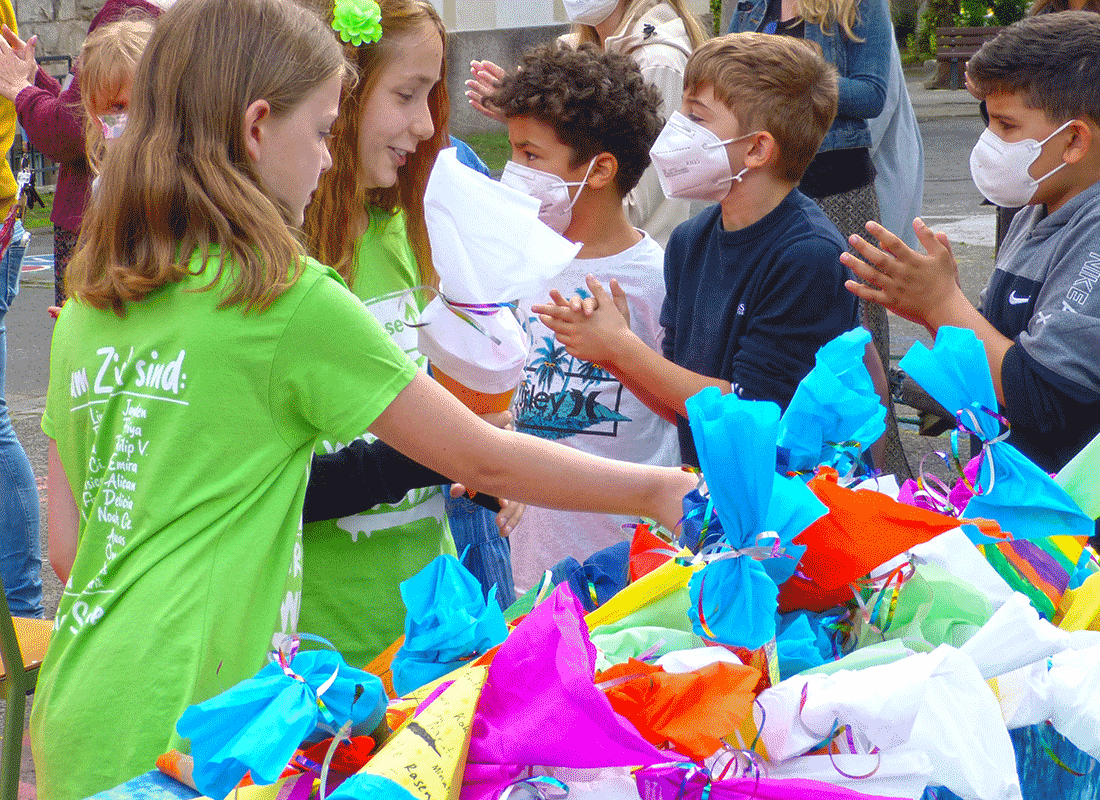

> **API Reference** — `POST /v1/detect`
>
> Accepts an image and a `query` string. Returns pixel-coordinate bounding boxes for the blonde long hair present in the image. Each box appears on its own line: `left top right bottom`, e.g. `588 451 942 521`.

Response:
78 15 155 174
303 0 449 290
68 0 347 316
575 0 708 49
796 0 863 40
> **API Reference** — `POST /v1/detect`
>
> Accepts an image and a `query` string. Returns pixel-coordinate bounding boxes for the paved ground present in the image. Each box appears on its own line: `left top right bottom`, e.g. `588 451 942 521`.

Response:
2 67 993 792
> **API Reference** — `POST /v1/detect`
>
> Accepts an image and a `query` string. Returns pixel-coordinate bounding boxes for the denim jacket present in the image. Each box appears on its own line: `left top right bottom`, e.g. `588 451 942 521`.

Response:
728 0 890 151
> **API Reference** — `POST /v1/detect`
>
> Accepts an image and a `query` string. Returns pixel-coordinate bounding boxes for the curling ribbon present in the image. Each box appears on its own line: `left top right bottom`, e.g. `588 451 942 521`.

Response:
499 775 569 800
387 284 517 345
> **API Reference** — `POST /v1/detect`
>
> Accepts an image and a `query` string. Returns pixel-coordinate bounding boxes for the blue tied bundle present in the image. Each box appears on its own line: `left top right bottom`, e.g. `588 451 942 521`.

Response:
684 388 827 650
176 644 386 799
391 552 508 697
899 326 1092 543
777 327 886 478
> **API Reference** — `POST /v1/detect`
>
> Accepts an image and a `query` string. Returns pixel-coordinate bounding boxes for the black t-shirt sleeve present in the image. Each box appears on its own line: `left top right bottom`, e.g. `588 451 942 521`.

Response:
303 439 445 524
303 441 503 524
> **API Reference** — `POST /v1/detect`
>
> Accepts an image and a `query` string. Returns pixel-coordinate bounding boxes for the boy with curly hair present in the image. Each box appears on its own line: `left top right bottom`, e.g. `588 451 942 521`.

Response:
536 34 860 468
491 43 680 589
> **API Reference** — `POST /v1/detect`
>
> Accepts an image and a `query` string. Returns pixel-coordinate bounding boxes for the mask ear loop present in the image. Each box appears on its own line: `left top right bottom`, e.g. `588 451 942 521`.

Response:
705 130 762 185
1012 118 1078 190
564 156 599 212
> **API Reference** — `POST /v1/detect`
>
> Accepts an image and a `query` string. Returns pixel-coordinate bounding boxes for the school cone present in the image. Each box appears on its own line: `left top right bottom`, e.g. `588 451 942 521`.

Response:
431 365 515 414
357 666 488 800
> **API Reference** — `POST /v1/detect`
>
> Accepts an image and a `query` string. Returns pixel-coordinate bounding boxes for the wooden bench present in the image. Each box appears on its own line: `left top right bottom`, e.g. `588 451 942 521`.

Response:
934 26 1005 89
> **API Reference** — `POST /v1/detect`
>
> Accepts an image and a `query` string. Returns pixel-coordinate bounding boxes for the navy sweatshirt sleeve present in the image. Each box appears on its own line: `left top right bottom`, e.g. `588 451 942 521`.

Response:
1000 344 1100 473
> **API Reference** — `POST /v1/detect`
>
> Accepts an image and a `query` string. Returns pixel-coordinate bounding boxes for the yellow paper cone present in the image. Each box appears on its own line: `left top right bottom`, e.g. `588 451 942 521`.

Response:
584 548 702 630
359 666 488 800
1057 571 1100 632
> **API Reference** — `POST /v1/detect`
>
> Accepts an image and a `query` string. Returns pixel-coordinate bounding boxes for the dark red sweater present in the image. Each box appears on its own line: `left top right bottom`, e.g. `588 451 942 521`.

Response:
15 0 160 232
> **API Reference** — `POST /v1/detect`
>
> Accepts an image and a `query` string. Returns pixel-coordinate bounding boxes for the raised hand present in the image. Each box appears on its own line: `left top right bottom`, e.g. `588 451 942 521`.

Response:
465 59 507 123
533 274 632 366
0 24 37 102
842 218 964 332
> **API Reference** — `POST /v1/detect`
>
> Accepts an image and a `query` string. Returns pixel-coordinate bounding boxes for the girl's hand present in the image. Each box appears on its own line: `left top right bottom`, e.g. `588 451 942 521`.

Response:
448 408 522 534
0 26 37 102
465 59 507 124
842 218 965 332
653 467 698 535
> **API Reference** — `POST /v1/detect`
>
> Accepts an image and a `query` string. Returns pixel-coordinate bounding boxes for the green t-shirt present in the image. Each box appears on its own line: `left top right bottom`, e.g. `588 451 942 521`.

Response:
299 208 454 668
32 253 416 800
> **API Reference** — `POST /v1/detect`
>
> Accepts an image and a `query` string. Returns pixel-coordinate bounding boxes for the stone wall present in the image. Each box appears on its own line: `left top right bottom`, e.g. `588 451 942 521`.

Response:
15 0 94 63
446 23 570 138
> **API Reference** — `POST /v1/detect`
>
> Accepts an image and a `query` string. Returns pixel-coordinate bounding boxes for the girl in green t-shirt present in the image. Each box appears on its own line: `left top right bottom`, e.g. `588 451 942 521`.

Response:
36 0 693 795
300 0 513 666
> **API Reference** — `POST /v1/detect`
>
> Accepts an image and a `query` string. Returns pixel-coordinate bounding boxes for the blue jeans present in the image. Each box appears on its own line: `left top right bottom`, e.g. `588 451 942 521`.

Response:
445 490 516 611
0 220 43 617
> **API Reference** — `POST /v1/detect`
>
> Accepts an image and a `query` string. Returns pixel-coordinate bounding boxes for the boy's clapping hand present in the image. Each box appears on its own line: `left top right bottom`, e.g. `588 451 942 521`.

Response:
841 218 964 333
533 274 633 366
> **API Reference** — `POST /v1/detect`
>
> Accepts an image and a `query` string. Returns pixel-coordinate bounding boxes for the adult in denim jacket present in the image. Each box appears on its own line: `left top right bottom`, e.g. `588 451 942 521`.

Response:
728 0 889 153
729 0 913 481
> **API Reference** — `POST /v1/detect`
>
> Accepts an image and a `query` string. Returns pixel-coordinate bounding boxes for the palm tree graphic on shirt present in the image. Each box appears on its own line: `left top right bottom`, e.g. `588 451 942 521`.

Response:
517 334 629 441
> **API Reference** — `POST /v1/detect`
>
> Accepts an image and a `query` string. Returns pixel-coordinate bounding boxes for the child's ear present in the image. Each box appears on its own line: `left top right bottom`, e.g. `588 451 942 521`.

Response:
744 131 778 171
243 98 272 164
587 152 619 190
1062 118 1094 165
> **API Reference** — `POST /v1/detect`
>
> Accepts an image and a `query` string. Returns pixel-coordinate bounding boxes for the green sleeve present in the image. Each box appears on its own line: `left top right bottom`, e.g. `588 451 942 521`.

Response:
271 268 418 448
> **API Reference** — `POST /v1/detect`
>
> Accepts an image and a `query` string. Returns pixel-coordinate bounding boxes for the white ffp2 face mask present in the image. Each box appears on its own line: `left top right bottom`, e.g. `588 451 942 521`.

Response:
499 158 596 235
562 0 620 24
969 119 1075 208
649 111 753 202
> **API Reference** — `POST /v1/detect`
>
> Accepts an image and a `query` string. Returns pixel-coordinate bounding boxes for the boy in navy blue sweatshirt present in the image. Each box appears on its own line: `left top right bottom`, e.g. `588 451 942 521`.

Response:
536 33 860 466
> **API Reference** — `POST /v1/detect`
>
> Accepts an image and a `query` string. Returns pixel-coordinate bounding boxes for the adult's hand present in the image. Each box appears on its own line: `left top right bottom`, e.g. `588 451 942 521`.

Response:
465 59 507 124
0 25 37 102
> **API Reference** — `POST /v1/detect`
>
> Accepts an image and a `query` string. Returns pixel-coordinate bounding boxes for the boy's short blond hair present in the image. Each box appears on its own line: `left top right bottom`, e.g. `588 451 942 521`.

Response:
684 33 838 183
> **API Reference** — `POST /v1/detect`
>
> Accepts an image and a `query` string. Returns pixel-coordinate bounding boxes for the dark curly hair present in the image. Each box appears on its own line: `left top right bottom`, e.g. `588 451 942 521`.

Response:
490 43 663 197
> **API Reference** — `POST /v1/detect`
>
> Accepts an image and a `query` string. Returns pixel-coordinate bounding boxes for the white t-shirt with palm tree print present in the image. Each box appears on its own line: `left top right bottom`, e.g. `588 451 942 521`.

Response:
510 230 680 590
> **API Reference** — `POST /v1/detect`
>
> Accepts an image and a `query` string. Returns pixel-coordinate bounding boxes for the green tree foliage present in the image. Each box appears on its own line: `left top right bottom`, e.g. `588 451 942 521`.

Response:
955 0 1029 25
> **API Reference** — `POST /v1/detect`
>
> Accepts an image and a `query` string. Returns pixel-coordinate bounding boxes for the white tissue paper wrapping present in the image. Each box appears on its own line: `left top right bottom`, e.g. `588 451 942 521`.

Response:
655 647 746 674
1046 643 1100 758
418 148 581 393
529 765 640 800
846 473 901 499
764 752 934 800
960 591 1100 679
417 300 529 393
756 645 1022 800
906 528 1016 610
992 661 1052 730
990 643 1100 759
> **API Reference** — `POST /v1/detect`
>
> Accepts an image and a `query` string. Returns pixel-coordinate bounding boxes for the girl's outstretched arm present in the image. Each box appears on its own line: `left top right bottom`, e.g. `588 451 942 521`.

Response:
368 372 696 532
